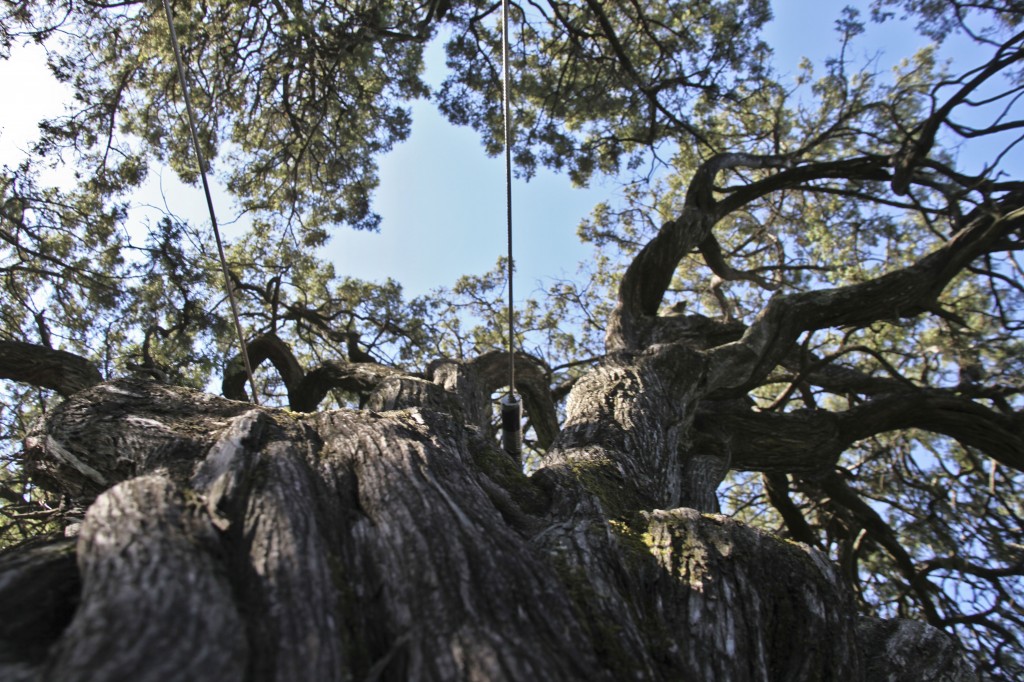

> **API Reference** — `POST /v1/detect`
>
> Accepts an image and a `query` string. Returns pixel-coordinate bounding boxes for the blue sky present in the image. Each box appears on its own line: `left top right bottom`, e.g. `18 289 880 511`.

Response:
339 0 933 297
0 1 958 301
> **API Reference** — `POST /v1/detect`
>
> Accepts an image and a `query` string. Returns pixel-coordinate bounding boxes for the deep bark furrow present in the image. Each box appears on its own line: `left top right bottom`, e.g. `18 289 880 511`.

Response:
45 476 248 682
545 345 705 512
23 381 250 507
312 408 606 681
858 617 982 681
641 508 863 681
191 410 265 530
678 452 731 512
527 489 663 680
236 438 347 681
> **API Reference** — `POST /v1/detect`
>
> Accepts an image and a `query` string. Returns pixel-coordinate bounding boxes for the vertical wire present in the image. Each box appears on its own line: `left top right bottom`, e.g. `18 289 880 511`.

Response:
162 0 259 404
501 0 515 395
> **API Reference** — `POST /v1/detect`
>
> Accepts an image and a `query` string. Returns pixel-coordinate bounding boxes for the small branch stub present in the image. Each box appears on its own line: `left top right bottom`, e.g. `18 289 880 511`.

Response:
501 393 523 460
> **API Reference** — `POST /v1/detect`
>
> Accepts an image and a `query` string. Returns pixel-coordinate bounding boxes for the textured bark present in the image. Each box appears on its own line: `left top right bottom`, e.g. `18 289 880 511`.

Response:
692 390 1024 475
640 508 860 680
0 341 102 398
2 375 977 681
858 617 981 682
5 179 993 677
0 537 79 680
221 333 406 411
44 476 248 682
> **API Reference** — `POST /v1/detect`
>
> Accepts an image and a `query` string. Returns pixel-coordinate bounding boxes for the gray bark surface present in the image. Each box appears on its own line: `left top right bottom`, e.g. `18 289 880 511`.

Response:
1 373 977 681
0 340 102 398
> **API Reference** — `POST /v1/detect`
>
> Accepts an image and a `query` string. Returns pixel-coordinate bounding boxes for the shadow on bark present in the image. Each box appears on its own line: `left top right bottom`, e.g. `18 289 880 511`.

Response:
0 379 977 681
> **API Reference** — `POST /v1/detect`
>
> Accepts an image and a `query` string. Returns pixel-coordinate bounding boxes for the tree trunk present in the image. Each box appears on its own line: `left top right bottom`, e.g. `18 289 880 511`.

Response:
2 370 976 681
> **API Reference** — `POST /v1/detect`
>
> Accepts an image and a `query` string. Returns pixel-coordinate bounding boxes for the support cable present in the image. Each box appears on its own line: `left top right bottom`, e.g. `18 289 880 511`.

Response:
161 0 259 405
499 0 523 458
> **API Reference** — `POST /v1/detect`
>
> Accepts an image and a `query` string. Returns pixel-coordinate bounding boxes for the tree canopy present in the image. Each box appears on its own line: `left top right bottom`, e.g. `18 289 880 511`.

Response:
1 0 1023 678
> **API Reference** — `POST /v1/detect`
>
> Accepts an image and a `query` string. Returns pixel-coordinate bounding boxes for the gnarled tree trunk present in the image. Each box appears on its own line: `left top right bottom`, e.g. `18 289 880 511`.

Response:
1 351 976 681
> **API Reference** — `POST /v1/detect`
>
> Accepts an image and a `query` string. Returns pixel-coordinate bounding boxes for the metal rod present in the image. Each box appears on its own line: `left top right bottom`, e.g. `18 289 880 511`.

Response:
161 0 259 404
501 0 515 395
500 0 522 459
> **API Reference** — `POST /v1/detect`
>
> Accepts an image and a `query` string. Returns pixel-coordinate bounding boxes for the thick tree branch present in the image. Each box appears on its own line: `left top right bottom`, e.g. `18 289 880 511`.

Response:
842 392 1024 471
609 154 891 351
0 340 102 397
222 333 305 405
762 473 821 547
716 155 891 216
779 348 915 398
695 403 844 475
706 192 1024 394
700 389 1024 474
0 536 80 669
293 361 405 412
44 476 249 680
608 153 791 350
221 333 408 412
698 234 776 291
220 337 561 445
